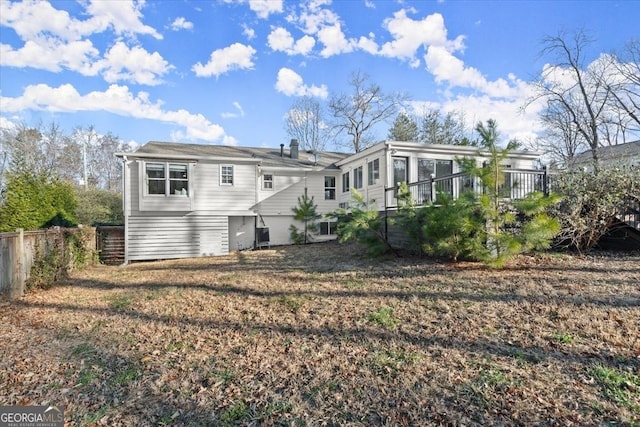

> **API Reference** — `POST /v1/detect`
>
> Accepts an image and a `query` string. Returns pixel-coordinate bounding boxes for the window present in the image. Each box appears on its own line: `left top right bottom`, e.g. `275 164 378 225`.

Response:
221 165 234 185
392 157 407 186
146 163 165 195
418 159 434 182
354 166 363 189
342 171 350 192
319 221 337 235
324 176 336 200
368 158 380 185
435 160 453 177
145 162 188 196
169 164 188 195
263 173 273 190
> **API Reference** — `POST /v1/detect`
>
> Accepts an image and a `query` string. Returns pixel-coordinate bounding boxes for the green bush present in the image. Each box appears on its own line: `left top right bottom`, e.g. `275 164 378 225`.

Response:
333 189 395 256
421 192 488 262
0 168 77 232
74 188 123 225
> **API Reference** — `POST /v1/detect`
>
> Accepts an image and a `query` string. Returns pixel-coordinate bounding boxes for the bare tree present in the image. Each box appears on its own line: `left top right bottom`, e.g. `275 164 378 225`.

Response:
96 133 128 191
69 126 130 190
328 70 408 152
0 121 70 177
536 102 586 166
529 31 640 169
285 96 327 153
529 31 611 168
604 40 640 132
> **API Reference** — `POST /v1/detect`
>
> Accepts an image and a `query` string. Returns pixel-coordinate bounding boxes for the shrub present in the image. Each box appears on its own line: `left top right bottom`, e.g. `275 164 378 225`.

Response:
421 191 488 262
0 168 77 232
549 166 639 252
74 188 123 225
333 189 395 256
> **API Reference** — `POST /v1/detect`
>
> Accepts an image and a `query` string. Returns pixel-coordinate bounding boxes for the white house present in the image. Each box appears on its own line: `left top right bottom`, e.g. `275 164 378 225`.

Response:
117 139 541 262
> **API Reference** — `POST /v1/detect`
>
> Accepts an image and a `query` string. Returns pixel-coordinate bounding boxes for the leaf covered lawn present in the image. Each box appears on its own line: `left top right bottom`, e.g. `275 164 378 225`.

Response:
1 242 639 426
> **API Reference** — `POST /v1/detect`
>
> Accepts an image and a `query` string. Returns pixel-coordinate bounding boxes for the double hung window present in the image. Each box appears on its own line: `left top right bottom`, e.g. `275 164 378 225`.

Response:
368 158 380 185
221 165 234 185
263 173 273 190
354 166 363 189
146 162 188 196
324 176 336 200
342 172 350 193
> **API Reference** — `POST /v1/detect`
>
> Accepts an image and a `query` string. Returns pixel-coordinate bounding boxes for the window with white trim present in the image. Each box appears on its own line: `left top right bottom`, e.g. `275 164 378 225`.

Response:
342 172 350 192
354 166 363 189
221 165 234 185
319 221 337 235
263 173 273 190
324 176 336 200
368 158 379 185
145 162 189 196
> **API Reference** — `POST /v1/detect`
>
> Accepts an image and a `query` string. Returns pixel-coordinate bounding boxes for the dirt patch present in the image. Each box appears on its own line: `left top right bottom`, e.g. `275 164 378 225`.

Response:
1 241 639 426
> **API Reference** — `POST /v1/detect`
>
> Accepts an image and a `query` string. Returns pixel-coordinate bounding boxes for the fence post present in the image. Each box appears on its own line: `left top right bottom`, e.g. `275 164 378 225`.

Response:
430 174 436 202
543 166 549 196
12 228 25 299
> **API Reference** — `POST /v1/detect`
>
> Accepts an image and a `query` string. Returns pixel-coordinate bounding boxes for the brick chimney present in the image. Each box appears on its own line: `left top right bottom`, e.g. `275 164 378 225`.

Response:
290 139 299 159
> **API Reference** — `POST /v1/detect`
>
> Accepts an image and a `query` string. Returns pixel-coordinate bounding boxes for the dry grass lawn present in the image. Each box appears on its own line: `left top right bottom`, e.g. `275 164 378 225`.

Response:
1 241 639 426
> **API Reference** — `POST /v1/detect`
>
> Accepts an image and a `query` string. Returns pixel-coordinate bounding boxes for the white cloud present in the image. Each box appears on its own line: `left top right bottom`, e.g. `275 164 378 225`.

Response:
379 11 465 67
85 0 162 40
248 0 284 19
317 22 354 57
99 41 173 86
221 102 245 119
425 45 528 99
356 34 379 55
275 68 328 98
170 17 193 31
192 43 257 78
0 83 229 143
242 24 256 40
0 1 167 84
0 39 100 75
267 27 315 56
0 0 162 41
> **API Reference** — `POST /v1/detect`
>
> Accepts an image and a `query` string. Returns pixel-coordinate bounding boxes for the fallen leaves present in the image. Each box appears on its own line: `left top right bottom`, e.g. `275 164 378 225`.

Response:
1 242 639 425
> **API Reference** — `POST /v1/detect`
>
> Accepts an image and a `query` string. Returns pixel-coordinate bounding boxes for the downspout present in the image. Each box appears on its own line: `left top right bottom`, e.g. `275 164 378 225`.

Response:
121 155 129 266
383 145 389 243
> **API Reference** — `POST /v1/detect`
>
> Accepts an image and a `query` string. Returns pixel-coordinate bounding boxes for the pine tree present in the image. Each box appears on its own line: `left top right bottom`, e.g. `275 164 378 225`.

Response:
290 193 320 244
388 112 419 141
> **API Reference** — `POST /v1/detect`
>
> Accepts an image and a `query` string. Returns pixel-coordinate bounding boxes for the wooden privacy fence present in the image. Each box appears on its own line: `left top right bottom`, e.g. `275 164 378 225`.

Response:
0 226 96 300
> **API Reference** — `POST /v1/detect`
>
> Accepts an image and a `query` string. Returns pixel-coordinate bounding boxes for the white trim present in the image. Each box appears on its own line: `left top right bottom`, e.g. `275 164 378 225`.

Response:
220 164 234 186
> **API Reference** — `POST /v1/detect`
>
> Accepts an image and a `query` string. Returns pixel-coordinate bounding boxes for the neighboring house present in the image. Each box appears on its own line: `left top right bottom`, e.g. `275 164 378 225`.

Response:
117 139 541 262
569 140 640 170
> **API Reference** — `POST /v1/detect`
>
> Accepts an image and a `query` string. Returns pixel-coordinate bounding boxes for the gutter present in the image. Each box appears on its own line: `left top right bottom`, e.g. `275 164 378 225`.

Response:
115 152 263 163
121 155 129 266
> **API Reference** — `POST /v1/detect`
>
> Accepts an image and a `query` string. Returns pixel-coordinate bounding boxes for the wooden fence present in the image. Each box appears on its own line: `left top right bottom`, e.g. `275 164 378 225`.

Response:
96 225 125 265
0 226 96 300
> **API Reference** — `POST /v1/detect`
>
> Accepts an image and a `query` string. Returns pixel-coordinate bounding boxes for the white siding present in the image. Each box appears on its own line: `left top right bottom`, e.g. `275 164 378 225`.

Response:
193 162 257 211
127 215 228 261
229 216 256 251
257 216 294 246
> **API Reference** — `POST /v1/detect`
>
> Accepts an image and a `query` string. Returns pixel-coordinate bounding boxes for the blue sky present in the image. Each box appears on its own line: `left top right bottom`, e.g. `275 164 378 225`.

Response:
1 0 638 151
